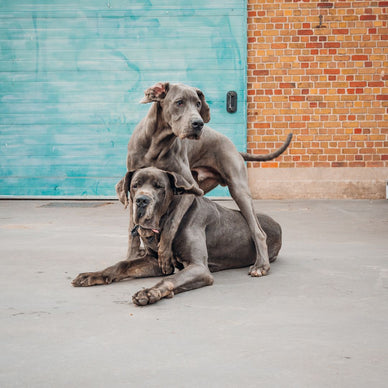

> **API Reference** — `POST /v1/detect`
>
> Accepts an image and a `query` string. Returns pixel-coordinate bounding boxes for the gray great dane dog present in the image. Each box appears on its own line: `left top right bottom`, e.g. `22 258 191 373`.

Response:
73 168 282 305
116 82 291 277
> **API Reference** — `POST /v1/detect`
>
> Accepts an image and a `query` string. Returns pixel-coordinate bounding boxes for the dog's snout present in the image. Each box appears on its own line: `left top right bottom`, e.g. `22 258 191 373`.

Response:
136 195 151 208
191 119 204 131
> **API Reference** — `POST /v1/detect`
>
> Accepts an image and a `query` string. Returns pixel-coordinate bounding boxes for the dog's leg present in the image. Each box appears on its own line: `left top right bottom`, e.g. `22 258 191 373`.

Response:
133 229 213 305
127 196 142 259
72 255 163 287
158 194 195 274
228 182 271 277
132 263 213 306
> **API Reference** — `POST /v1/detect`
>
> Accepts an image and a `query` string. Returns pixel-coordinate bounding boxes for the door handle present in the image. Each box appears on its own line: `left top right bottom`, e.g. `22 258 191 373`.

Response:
226 91 237 113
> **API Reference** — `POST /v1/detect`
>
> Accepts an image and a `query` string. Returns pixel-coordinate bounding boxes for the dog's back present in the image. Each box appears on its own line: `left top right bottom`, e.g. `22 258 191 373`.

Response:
172 197 282 273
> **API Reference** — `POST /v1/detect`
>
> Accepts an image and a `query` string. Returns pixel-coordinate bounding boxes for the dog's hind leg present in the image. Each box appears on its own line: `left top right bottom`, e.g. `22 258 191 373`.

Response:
228 181 270 277
72 254 163 287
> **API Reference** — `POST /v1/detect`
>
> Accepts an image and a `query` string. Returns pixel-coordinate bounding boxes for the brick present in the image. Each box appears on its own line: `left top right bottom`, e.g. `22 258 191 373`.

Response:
368 81 384 87
298 29 314 35
289 96 306 101
324 69 340 75
306 43 323 48
325 42 341 48
271 43 287 49
253 70 270 76
314 162 331 167
352 55 368 61
261 162 278 168
262 135 278 142
318 2 334 8
296 162 314 168
360 15 377 21
342 149 358 154
279 83 296 88
333 29 349 34
349 162 366 167
350 82 367 87
352 135 368 141
366 161 385 167
332 162 346 167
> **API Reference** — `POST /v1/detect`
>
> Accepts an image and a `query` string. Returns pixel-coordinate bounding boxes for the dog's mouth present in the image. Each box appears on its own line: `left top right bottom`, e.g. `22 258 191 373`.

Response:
131 224 160 237
137 217 160 233
142 226 160 234
180 132 202 140
135 218 159 231
187 134 201 140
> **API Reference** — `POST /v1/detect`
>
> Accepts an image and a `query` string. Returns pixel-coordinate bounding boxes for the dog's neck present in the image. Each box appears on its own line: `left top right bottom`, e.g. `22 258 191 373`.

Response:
143 103 180 163
128 103 198 192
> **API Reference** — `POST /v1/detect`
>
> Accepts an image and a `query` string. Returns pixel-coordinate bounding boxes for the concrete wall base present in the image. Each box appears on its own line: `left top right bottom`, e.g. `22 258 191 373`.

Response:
248 167 388 199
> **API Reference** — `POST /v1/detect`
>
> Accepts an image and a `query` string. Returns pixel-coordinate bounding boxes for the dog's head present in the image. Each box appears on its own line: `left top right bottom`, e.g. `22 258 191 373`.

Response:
116 167 198 232
140 82 210 140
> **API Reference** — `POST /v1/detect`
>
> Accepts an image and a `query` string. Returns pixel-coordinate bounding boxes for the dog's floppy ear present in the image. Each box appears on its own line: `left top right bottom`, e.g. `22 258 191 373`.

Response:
140 82 170 104
196 88 210 123
166 171 204 196
115 171 135 208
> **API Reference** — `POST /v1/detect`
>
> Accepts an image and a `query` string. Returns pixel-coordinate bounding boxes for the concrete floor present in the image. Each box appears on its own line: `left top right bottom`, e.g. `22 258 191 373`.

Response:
0 199 387 388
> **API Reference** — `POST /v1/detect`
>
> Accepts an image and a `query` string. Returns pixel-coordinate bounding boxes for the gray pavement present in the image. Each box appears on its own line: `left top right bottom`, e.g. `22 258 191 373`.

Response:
0 199 387 387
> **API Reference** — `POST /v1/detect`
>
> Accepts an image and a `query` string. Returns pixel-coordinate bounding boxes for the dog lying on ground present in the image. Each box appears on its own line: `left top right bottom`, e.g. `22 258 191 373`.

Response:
118 82 291 278
73 167 282 306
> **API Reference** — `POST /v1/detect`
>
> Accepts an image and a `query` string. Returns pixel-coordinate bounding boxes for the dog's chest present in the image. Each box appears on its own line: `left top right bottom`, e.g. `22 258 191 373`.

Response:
138 228 160 252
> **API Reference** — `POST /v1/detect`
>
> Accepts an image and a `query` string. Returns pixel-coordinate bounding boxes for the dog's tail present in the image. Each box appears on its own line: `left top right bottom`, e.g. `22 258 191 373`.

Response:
240 133 293 162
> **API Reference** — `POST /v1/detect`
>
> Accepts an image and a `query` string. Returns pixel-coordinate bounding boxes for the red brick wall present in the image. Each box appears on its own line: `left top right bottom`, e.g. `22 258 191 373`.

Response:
247 0 388 169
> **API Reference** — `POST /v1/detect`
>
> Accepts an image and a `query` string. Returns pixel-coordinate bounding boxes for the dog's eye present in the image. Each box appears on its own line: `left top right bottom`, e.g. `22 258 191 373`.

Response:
132 182 139 189
196 101 201 108
176 100 184 107
153 182 164 189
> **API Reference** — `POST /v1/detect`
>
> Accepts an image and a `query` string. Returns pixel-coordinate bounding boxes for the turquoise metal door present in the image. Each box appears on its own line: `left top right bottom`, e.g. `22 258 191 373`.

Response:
0 0 247 198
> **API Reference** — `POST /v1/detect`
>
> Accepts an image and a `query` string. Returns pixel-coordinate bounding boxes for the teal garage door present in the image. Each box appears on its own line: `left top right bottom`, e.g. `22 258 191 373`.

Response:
0 0 246 198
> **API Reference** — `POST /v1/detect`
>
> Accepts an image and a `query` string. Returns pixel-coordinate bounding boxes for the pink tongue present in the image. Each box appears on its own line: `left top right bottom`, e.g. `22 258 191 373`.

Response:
152 229 160 234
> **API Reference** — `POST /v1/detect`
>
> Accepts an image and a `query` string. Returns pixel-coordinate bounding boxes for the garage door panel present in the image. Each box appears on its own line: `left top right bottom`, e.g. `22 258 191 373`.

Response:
0 85 246 104
0 59 244 73
0 70 243 89
0 11 244 31
0 2 243 11
0 37 243 54
1 163 125 179
0 89 246 105
0 101 245 125
0 177 119 197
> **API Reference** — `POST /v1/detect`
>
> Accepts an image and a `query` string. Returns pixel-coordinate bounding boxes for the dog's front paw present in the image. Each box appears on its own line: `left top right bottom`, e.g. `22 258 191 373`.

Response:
249 263 270 277
157 248 175 275
132 288 166 306
72 272 111 287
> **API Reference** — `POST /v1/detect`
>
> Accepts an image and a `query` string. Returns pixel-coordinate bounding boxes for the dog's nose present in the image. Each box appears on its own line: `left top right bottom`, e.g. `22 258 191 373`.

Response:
135 195 151 208
191 119 204 131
